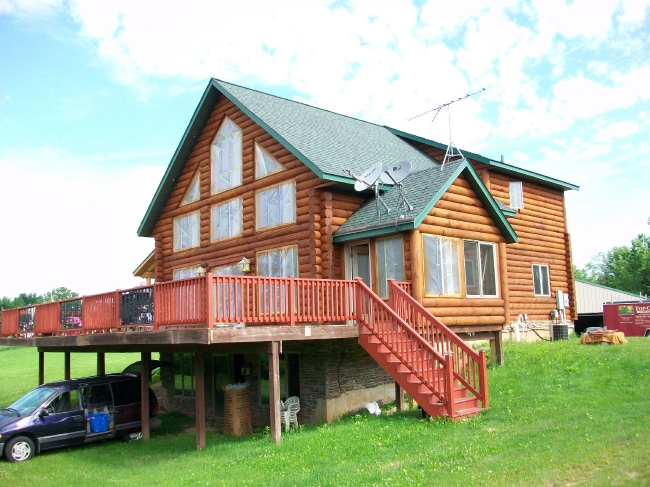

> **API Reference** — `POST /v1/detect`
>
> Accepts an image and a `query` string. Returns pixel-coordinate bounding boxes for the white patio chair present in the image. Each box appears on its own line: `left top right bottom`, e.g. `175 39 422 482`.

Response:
280 396 300 431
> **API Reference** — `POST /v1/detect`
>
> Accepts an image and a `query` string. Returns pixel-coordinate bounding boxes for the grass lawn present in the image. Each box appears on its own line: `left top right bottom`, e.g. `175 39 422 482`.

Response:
1 338 649 486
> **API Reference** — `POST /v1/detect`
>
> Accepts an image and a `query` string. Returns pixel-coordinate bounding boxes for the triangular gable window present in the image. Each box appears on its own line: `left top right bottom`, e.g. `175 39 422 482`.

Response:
181 172 200 206
255 143 285 179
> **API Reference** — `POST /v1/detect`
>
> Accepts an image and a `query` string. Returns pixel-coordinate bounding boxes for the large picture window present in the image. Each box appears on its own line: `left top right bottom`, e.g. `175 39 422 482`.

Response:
376 236 404 298
211 198 242 242
463 240 498 297
532 264 550 296
173 353 195 398
211 263 243 320
423 235 460 296
173 212 200 252
257 246 298 314
211 117 242 194
256 181 295 230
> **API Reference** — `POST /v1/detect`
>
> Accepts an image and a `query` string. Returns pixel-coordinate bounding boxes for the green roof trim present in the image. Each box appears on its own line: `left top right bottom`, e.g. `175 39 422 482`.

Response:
385 126 580 192
333 220 415 243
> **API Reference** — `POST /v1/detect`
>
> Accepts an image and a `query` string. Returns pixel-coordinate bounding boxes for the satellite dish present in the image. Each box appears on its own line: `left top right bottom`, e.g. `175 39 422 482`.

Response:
354 161 383 192
380 161 411 185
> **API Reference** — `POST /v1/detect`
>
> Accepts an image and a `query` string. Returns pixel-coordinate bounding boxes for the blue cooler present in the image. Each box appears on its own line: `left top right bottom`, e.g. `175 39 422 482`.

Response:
88 413 109 433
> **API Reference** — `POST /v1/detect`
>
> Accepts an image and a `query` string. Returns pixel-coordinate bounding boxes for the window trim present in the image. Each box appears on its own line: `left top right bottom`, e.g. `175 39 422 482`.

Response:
375 235 405 299
422 234 463 298
173 211 201 253
254 142 285 180
463 240 499 298
210 196 243 243
211 116 243 196
254 179 296 232
532 263 551 296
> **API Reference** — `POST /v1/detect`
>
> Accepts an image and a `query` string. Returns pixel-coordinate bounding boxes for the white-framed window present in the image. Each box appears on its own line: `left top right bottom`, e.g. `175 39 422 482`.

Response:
173 265 201 280
255 143 284 179
256 180 295 230
211 117 242 194
532 264 551 296
257 245 298 314
211 198 242 242
509 181 524 210
211 264 243 320
181 172 200 206
173 211 200 252
463 240 498 297
376 236 404 298
423 235 461 296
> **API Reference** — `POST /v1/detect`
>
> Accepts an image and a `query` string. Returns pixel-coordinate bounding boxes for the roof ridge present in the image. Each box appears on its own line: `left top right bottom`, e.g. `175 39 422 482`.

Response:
212 77 388 130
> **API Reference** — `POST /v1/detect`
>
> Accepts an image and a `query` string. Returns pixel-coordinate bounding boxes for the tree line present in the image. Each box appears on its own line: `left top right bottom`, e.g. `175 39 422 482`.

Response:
575 217 650 297
0 287 79 310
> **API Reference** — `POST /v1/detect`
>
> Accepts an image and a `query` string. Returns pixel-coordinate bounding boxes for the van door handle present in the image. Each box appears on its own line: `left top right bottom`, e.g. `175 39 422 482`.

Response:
73 415 83 421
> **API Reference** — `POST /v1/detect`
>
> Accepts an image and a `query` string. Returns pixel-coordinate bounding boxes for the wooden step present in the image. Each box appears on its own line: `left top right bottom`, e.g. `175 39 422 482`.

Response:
452 406 484 419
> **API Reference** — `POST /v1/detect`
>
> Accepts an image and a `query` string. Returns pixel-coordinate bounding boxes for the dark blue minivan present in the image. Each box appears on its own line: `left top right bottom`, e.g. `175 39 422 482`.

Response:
0 373 160 462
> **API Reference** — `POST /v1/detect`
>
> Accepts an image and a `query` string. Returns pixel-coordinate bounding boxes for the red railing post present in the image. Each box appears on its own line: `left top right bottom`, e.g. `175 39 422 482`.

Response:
115 290 122 330
206 273 215 329
445 352 455 418
478 348 489 408
354 278 363 325
153 282 160 331
289 276 296 326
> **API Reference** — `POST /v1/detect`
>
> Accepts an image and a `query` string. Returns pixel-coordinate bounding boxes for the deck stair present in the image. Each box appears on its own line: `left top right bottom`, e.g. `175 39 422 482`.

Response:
355 279 488 419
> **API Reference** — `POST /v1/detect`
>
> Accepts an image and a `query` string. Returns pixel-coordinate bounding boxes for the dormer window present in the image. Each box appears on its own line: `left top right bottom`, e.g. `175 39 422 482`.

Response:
509 181 524 210
211 117 242 194
255 143 285 179
181 172 200 206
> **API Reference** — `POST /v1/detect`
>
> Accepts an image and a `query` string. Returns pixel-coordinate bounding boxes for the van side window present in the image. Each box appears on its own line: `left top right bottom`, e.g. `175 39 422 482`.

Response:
111 380 141 406
83 384 113 410
46 389 80 414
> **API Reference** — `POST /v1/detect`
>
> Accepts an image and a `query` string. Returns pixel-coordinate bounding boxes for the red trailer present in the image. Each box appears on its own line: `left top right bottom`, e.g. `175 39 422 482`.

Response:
603 302 650 337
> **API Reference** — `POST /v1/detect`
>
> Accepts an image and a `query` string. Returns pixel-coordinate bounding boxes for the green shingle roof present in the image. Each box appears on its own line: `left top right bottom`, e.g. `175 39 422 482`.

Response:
137 78 564 241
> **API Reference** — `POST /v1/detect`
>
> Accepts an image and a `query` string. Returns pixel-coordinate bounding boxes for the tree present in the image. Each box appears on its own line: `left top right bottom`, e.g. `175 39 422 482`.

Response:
576 218 650 296
0 288 79 310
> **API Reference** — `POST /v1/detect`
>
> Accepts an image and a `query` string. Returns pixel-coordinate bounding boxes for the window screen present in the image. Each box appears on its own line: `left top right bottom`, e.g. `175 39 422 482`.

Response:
212 117 242 194
423 235 460 295
464 240 498 297
532 264 551 296
211 198 242 241
376 236 404 298
256 181 295 230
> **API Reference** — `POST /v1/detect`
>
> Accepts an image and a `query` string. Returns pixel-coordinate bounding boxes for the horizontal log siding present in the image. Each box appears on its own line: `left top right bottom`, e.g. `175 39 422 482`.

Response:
419 174 506 328
488 172 574 321
152 97 324 281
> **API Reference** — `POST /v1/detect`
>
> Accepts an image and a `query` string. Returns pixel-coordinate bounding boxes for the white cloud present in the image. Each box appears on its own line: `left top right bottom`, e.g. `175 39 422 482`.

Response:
0 0 62 17
594 120 639 142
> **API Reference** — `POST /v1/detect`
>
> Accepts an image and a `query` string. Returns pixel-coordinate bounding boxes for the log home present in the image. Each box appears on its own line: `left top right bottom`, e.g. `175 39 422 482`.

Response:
0 78 578 447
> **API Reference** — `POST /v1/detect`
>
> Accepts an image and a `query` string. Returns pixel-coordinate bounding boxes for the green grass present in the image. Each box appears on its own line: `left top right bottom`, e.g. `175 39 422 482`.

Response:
1 338 649 486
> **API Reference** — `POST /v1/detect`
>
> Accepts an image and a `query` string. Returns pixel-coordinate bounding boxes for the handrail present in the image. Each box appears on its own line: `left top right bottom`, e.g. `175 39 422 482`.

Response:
388 280 487 405
355 278 449 404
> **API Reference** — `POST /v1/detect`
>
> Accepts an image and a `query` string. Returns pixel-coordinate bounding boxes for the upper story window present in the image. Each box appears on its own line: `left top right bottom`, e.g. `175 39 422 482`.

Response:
255 143 284 179
173 265 201 280
181 172 200 206
211 198 242 242
376 236 404 298
211 117 242 194
423 235 460 296
256 180 295 231
173 211 200 252
532 264 550 296
509 181 524 210
463 240 498 297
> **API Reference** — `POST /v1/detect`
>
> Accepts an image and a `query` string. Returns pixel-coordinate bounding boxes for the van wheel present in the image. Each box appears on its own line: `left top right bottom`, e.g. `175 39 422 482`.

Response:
121 432 143 442
5 436 35 462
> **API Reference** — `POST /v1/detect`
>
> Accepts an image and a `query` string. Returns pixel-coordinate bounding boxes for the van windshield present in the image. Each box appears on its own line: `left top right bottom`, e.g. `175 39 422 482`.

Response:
5 387 57 416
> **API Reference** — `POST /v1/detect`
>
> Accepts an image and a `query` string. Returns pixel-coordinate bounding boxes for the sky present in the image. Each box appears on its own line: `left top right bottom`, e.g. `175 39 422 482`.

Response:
0 0 649 298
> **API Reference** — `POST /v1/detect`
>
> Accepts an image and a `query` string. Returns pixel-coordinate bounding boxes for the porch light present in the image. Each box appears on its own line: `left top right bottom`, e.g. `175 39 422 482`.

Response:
238 257 250 273
197 265 206 276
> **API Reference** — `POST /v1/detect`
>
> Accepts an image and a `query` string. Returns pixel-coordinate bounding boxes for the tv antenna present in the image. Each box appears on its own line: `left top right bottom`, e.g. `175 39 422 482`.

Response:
343 162 391 221
408 88 485 171
380 161 414 216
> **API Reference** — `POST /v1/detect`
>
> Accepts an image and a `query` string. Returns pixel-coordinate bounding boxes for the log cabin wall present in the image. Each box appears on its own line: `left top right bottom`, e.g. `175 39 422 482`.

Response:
151 96 325 280
417 174 507 328
483 170 576 321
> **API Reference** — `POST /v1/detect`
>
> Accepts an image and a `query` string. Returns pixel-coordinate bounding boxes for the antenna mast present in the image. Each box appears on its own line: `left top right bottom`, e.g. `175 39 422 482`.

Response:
408 88 485 171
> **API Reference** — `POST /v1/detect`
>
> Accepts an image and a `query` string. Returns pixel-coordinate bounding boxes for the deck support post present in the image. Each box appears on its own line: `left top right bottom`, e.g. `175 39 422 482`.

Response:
38 351 45 385
64 352 71 380
269 341 281 444
195 351 206 450
395 382 405 411
410 229 423 304
97 352 105 376
445 352 455 418
490 331 504 365
140 351 150 441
